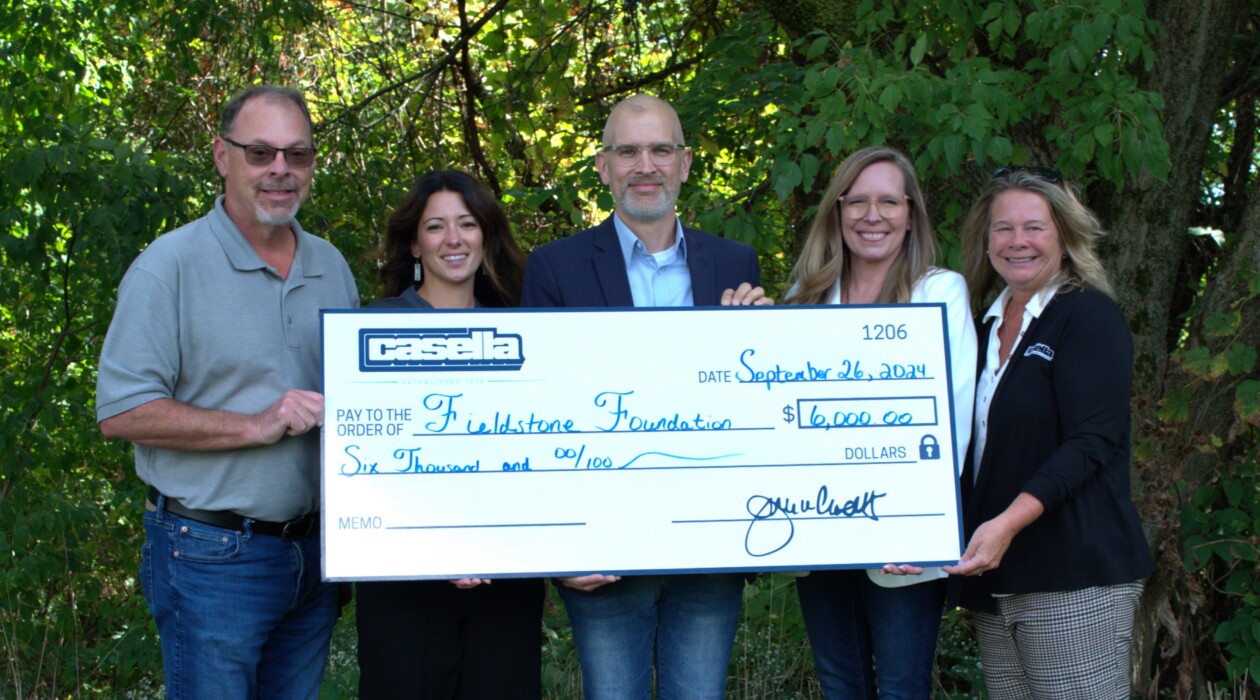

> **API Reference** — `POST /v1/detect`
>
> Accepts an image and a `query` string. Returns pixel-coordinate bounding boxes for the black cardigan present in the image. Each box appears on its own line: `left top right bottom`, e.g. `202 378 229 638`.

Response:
951 286 1154 613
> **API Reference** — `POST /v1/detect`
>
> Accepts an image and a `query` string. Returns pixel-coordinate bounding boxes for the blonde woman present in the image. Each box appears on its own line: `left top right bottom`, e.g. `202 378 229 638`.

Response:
944 167 1154 699
785 146 977 698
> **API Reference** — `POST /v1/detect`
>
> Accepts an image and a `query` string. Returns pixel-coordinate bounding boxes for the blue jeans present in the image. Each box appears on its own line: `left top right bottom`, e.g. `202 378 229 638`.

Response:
557 574 744 700
141 501 338 700
796 570 946 699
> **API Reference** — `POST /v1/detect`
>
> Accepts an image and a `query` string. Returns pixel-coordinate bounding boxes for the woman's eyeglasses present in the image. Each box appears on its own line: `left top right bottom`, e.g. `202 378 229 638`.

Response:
838 194 910 219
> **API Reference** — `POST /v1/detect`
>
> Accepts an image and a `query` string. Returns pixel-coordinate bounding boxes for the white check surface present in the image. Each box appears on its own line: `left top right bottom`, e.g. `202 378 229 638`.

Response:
321 305 963 580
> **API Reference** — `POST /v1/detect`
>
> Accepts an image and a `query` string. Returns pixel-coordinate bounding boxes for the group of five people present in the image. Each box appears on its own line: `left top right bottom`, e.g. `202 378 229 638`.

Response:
96 85 1153 699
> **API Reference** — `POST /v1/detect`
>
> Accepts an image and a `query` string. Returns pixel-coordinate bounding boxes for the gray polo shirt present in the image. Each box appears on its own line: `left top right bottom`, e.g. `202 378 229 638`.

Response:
96 196 359 521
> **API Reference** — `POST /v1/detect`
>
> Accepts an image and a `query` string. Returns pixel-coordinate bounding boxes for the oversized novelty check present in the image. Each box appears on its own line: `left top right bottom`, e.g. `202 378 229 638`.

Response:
321 306 964 580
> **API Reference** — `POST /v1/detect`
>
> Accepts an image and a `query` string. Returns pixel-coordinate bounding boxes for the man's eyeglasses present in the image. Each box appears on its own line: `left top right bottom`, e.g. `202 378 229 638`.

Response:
839 194 910 219
223 137 317 168
603 143 688 166
992 165 1062 183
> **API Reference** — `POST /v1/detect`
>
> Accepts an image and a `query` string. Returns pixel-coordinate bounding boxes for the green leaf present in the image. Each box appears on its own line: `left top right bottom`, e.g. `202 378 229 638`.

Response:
879 82 903 113
1204 311 1241 336
1067 42 1087 71
1225 568 1254 595
982 136 1011 163
910 34 928 66
985 17 1005 44
1225 345 1257 375
1071 133 1096 162
1093 122 1115 147
807 36 831 61
1177 347 1213 377
799 153 820 194
1216 617 1240 643
1158 387 1191 421
1024 10 1044 40
1223 479 1246 507
1234 380 1260 424
1193 482 1218 509
773 159 803 201
1002 5 1021 36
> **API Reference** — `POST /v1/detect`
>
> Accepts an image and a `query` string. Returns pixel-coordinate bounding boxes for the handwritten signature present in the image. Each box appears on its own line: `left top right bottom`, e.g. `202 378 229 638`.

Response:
743 486 886 557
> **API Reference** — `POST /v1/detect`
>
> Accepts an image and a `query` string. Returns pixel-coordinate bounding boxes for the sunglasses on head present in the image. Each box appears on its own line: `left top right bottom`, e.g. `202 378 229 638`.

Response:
992 165 1062 183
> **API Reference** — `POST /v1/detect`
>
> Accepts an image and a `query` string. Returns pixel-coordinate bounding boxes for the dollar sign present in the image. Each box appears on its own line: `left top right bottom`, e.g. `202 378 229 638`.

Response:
782 405 795 423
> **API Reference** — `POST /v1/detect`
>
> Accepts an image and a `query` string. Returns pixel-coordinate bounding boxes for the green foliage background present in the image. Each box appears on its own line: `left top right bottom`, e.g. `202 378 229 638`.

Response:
2 0 1257 697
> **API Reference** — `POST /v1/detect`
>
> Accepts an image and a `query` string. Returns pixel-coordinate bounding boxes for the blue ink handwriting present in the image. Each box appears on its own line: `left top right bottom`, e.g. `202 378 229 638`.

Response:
340 444 378 476
594 390 733 432
744 486 887 557
392 447 480 473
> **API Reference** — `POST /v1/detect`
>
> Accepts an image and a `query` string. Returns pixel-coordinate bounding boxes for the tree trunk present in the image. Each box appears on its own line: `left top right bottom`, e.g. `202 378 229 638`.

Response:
1097 2 1252 695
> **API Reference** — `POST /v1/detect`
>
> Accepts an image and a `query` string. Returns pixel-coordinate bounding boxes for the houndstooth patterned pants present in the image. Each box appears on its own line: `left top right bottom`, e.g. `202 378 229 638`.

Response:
972 581 1143 700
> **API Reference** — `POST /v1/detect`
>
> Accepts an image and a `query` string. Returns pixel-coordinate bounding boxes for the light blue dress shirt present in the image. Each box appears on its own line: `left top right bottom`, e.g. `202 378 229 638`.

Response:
613 213 694 308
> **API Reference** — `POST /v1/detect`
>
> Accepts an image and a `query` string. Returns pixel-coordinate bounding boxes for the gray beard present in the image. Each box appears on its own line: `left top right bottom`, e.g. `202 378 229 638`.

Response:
616 187 677 222
255 202 300 227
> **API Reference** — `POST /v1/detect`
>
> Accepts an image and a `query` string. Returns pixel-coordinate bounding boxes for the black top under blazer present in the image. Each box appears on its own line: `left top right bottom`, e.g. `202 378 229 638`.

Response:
519 216 761 308
951 286 1154 613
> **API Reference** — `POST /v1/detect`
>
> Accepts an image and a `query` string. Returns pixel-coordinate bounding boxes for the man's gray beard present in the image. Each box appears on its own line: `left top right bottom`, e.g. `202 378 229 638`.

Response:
616 187 677 222
255 202 301 226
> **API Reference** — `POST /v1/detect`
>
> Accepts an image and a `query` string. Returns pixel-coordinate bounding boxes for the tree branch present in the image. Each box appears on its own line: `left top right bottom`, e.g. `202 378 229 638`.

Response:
455 0 500 195
576 55 705 106
318 0 512 134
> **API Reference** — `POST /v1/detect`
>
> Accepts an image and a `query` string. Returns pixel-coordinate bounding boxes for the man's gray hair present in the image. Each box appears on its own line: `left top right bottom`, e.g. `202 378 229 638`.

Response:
220 86 314 139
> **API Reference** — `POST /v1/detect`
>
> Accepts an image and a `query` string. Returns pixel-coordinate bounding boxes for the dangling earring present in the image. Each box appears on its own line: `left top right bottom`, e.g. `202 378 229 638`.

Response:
480 261 488 276
414 258 423 284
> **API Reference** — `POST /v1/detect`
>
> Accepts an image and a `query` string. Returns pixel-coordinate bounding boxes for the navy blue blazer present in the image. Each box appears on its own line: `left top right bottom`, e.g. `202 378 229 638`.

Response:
951 286 1154 613
520 216 761 308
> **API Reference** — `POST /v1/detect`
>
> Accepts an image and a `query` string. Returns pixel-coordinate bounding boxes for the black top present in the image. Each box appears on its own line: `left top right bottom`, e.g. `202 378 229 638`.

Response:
951 286 1154 613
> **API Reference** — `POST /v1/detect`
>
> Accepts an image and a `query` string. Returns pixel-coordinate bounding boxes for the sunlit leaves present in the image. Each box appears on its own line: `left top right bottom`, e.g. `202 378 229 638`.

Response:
1237 380 1260 427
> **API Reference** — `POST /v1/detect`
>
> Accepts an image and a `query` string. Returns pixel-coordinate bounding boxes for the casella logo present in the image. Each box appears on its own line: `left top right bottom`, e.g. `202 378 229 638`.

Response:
359 327 525 372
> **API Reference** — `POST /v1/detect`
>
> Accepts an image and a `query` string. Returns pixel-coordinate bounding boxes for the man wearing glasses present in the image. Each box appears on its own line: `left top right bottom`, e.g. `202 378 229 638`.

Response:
521 94 768 698
96 86 358 699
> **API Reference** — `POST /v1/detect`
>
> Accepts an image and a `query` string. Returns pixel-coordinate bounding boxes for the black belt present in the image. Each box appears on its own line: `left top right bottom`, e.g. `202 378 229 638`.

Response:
148 486 318 541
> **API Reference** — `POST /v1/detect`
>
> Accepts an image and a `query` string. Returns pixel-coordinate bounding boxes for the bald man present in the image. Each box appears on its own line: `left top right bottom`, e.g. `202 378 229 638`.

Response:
521 94 768 699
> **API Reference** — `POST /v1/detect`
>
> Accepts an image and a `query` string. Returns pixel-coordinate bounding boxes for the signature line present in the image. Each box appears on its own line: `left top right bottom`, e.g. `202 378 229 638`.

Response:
671 513 945 524
389 522 585 530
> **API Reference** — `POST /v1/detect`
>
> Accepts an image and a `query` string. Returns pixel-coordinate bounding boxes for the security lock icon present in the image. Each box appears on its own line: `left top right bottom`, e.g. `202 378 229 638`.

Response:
919 435 940 460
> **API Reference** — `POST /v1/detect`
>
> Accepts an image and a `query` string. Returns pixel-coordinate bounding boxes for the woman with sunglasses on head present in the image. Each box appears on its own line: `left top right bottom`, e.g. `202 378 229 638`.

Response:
943 167 1154 699
354 170 541 700
785 146 977 699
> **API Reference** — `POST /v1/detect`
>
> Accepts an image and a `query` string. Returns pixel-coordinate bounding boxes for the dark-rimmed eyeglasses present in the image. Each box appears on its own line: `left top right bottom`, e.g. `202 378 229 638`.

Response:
603 143 688 166
992 165 1062 183
839 194 911 219
223 137 317 168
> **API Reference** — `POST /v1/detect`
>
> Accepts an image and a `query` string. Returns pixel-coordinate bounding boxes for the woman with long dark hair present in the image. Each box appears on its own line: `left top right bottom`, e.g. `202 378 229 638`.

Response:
355 170 540 700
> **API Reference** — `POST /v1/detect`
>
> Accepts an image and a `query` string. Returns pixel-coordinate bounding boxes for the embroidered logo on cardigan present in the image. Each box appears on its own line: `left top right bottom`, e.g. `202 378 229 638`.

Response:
1024 343 1055 361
